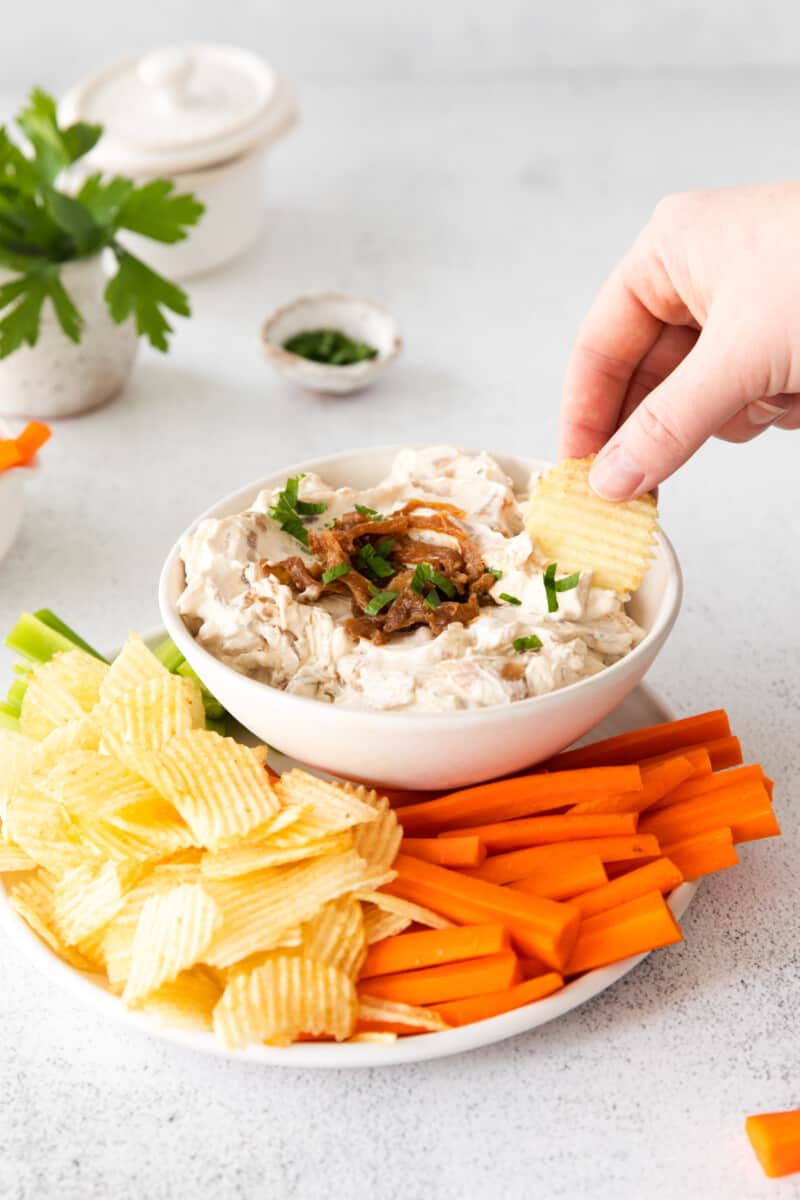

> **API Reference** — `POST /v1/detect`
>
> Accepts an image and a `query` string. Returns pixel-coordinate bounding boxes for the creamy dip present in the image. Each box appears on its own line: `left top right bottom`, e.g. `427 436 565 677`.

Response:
178 447 644 712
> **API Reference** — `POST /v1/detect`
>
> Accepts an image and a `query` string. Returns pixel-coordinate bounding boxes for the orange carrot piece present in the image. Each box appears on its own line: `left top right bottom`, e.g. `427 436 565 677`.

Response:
360 923 508 978
660 828 738 880
544 710 731 771
647 764 769 812
564 890 682 974
0 441 22 471
440 812 639 853
510 854 608 900
430 971 564 1027
572 857 684 919
386 855 580 970
745 1110 800 1179
640 746 713 776
14 420 51 463
642 738 742 772
402 835 486 868
468 835 661 883
728 809 781 843
640 781 772 844
518 956 551 979
395 766 643 835
358 950 520 1005
569 756 695 816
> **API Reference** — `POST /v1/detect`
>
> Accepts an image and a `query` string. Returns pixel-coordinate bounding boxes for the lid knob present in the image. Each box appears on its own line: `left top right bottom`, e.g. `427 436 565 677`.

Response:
138 49 194 106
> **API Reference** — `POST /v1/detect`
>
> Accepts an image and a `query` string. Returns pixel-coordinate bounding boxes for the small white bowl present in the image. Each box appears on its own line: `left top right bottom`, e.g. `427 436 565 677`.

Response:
159 447 682 790
260 292 401 395
0 420 25 564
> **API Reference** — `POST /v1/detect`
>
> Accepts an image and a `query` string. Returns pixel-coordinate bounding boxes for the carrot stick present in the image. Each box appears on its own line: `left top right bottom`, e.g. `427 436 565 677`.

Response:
637 746 712 775
510 855 608 900
543 711 731 771
646 764 769 813
430 971 564 1027
467 835 661 883
728 809 781 842
569 756 695 816
402 835 486 868
360 923 508 978
639 781 772 844
396 766 643 835
0 441 22 472
386 855 580 969
440 812 639 853
571 857 684 919
745 1110 800 1179
660 828 738 880
518 956 551 979
14 420 51 463
358 950 520 1005
564 891 682 975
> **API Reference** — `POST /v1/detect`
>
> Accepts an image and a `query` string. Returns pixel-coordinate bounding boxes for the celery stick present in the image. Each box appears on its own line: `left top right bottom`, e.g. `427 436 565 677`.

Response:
151 636 186 673
0 701 21 730
34 609 108 662
204 714 228 735
13 662 32 676
5 613 79 663
176 660 225 719
7 678 27 711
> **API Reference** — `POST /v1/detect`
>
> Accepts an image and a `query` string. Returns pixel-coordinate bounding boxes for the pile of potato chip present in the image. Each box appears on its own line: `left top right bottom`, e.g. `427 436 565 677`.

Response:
0 634 448 1049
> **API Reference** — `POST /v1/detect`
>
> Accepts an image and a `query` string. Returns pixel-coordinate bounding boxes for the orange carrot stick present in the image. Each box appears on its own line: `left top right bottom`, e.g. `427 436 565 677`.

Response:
440 812 639 853
386 855 580 969
360 923 508 978
518 956 551 979
0 441 22 472
402 835 486 868
430 971 564 1027
14 420 51 463
544 711 731 771
564 891 682 975
569 756 695 816
640 781 772 844
358 950 520 1005
467 835 661 883
510 854 608 900
728 809 781 843
660 828 738 880
745 1110 800 1179
648 763 770 813
396 766 643 835
640 746 713 776
571 857 684 919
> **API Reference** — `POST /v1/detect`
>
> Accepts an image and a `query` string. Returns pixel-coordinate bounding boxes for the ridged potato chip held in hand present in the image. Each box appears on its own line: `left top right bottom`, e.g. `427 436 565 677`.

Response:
525 456 659 593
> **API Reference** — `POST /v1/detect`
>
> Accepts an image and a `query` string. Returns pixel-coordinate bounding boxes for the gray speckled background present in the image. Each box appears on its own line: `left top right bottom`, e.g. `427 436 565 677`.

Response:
0 69 798 1200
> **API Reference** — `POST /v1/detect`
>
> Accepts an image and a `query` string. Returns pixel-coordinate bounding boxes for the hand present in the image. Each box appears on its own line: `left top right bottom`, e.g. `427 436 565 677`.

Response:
560 183 800 499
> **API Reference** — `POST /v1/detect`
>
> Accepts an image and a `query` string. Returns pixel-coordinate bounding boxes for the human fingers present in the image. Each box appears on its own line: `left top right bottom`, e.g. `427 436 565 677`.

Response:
617 324 700 427
714 395 799 443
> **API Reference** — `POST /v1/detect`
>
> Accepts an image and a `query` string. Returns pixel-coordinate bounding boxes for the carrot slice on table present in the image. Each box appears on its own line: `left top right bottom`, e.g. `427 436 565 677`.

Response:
386 855 581 970
569 755 695 815
468 836 661 884
396 766 643 835
511 854 608 900
402 835 486 868
359 950 520 1005
564 890 682 975
360 923 508 978
543 710 731 771
660 828 738 880
14 420 51 463
645 763 769 812
640 781 773 844
745 1110 800 1179
571 857 684 919
440 812 639 854
430 971 564 1027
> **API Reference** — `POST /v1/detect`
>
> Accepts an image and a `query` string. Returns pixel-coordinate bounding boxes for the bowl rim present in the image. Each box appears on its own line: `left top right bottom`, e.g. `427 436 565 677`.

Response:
259 290 402 373
159 444 683 727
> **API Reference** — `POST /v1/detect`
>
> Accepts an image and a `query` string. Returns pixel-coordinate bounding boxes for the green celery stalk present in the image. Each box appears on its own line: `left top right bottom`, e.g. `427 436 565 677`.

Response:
151 636 186 673
13 662 32 676
0 701 21 730
176 660 225 719
6 678 27 712
204 714 228 736
5 613 80 663
34 609 108 662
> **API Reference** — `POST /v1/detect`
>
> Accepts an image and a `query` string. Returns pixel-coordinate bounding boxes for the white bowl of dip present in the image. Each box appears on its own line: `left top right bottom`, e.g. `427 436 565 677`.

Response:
159 447 682 789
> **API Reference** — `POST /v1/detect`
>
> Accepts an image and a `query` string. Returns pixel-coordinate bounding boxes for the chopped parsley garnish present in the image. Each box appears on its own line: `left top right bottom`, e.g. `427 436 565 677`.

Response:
487 566 503 580
364 585 398 616
322 562 349 584
354 504 383 521
268 474 327 548
513 634 543 653
356 542 395 580
283 328 378 366
499 592 522 606
410 562 456 599
543 562 580 612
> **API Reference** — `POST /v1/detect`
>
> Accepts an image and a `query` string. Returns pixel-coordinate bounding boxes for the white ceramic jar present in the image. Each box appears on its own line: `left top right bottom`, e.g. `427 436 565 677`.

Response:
60 45 298 279
0 255 137 420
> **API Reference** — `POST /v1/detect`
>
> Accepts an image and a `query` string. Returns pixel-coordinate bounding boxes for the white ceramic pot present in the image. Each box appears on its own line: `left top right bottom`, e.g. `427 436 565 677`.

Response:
60 46 298 279
0 256 137 420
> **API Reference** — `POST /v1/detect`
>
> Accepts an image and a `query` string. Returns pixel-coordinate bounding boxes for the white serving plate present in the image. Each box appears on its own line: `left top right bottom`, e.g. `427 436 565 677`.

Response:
0 632 696 1068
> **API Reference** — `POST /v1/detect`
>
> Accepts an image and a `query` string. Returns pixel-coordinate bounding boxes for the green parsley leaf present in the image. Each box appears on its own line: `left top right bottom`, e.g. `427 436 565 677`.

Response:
555 571 581 593
423 589 441 611
76 174 135 227
487 566 503 580
268 475 322 548
0 267 82 358
105 249 190 352
115 180 204 245
354 504 383 521
16 88 102 185
499 592 522 606
543 563 559 613
513 634 543 653
364 588 397 616
322 562 349 584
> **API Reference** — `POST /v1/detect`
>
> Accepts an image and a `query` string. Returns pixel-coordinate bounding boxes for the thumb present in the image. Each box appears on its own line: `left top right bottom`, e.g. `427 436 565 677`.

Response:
588 321 757 499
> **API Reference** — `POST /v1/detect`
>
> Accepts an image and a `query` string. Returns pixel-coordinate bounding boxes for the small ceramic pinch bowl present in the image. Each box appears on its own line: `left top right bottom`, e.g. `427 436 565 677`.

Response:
260 292 401 395
160 447 682 790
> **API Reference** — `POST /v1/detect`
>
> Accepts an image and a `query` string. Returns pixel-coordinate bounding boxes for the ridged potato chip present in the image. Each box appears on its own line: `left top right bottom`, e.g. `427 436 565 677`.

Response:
19 650 107 740
97 674 204 750
0 729 37 824
123 883 223 1006
357 890 452 930
352 800 401 873
158 730 280 849
102 864 203 986
276 771 380 834
99 633 167 705
361 903 412 945
357 995 450 1033
0 842 36 872
6 783 89 877
301 896 366 978
213 955 357 1049
34 717 100 772
53 860 141 946
8 870 97 971
140 966 223 1031
44 750 163 819
98 732 174 797
200 829 351 879
525 456 659 593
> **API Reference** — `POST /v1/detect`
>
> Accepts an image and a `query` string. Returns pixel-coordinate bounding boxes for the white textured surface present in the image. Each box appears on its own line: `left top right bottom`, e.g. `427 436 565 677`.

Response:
0 75 798 1199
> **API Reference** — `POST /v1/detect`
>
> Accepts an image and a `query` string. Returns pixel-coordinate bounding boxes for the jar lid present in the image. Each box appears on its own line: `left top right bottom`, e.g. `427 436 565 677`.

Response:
60 44 297 175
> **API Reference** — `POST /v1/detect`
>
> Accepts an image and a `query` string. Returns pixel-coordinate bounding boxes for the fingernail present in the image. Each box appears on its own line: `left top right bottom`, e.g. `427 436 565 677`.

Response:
747 399 790 426
589 445 646 500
